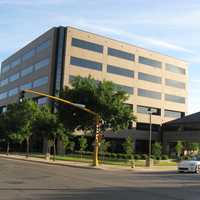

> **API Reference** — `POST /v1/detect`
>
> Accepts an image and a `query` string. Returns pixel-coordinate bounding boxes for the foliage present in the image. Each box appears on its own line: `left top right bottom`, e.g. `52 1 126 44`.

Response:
175 141 183 158
123 136 134 159
78 136 88 158
152 142 162 159
57 76 136 133
99 139 110 160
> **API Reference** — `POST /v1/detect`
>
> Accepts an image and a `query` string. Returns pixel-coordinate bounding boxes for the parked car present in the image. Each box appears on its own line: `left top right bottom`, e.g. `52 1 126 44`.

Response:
178 156 200 173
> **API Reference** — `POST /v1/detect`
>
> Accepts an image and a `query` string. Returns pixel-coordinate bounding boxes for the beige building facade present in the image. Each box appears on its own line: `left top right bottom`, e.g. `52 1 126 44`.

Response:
0 26 188 148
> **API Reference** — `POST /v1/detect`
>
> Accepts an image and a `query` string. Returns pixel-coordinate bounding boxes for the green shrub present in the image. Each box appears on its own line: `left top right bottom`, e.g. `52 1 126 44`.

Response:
111 153 117 159
134 154 141 160
150 155 155 159
141 154 148 160
156 156 161 160
161 155 169 160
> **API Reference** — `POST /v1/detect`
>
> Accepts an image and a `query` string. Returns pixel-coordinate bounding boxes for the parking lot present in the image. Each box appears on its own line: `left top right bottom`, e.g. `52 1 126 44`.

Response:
1 158 200 200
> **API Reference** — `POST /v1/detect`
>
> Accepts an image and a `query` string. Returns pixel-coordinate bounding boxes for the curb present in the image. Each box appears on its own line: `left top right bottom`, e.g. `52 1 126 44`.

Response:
0 154 102 170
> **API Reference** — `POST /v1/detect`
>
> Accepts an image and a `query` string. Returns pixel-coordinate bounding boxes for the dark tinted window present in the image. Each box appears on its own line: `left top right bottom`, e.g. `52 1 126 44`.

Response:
139 56 161 68
165 63 185 75
35 58 49 71
165 79 185 89
33 77 48 88
11 58 21 68
137 105 161 115
138 72 161 84
72 38 103 53
22 49 35 62
138 88 161 100
107 65 134 78
136 122 160 131
0 92 7 100
2 64 10 73
116 84 134 94
70 57 102 71
21 65 34 77
37 40 50 53
20 82 32 91
108 47 135 61
165 94 185 104
9 73 20 82
0 78 8 87
8 87 18 97
164 109 184 118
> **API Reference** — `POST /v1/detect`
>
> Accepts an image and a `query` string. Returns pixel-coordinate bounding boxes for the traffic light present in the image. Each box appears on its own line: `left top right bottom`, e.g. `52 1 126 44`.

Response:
19 91 25 103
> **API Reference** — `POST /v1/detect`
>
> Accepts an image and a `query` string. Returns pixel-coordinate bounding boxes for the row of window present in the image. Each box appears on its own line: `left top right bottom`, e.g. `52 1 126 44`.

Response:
68 75 185 103
71 38 186 75
70 56 186 88
0 76 48 100
0 58 49 87
1 41 50 74
137 105 184 118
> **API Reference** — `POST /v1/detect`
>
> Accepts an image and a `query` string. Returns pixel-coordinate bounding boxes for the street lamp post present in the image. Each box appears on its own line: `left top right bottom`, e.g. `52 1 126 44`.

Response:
147 108 154 167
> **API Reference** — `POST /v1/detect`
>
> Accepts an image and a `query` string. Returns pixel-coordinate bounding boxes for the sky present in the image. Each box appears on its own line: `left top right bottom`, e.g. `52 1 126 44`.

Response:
0 0 200 114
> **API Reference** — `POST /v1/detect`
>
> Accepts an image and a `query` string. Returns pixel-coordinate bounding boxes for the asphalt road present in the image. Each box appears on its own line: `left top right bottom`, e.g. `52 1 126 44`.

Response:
1 158 200 200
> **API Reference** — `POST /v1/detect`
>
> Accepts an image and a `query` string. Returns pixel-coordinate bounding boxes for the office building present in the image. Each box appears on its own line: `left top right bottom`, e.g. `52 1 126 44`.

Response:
0 26 188 152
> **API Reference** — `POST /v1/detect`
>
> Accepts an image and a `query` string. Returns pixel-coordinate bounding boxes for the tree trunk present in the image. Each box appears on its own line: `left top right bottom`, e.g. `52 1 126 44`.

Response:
26 137 29 158
53 137 56 161
6 142 10 155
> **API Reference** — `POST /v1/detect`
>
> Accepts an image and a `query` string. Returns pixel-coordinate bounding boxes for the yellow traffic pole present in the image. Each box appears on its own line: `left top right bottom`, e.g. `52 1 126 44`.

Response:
93 115 100 166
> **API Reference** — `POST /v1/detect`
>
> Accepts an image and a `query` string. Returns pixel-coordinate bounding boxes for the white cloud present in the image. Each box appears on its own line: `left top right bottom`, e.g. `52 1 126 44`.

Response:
71 20 193 53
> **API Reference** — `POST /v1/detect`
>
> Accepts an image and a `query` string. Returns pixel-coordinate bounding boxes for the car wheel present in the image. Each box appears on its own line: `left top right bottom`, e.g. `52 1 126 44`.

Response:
196 165 200 174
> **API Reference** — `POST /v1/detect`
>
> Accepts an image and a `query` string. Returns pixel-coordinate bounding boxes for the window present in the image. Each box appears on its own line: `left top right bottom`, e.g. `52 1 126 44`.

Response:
165 94 185 104
108 47 135 61
139 56 162 68
72 38 103 53
1 64 10 73
137 105 161 115
138 88 161 100
35 58 50 71
33 76 48 88
0 92 7 100
107 65 134 78
116 84 134 94
0 79 8 87
70 56 102 71
165 79 185 89
138 72 161 84
21 65 34 77
8 88 18 97
22 49 35 62
165 63 185 75
9 73 20 82
164 109 184 118
36 40 50 53
20 82 32 91
136 122 160 131
11 58 21 68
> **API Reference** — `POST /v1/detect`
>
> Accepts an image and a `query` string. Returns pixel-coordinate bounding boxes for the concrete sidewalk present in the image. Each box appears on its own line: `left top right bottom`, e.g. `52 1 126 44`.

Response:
0 154 177 172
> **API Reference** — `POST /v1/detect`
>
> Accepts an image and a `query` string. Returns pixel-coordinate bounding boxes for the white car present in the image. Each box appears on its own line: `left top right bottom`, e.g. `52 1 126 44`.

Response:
178 156 200 173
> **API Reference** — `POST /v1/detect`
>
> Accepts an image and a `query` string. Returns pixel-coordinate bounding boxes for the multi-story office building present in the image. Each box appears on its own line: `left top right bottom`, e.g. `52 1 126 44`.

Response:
0 26 188 151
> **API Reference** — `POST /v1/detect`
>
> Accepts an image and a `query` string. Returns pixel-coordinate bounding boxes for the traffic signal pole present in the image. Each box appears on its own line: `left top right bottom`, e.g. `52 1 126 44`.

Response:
21 89 101 166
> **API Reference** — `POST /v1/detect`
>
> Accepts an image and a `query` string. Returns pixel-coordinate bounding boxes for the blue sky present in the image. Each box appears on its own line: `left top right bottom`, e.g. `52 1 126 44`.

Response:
0 0 200 114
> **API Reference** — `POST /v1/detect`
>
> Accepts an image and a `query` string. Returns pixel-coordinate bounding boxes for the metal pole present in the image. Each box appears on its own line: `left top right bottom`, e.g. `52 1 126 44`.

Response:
93 115 99 166
149 112 152 165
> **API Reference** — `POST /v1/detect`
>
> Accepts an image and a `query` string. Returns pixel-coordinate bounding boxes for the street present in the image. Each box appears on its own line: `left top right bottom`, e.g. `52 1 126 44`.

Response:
0 158 200 200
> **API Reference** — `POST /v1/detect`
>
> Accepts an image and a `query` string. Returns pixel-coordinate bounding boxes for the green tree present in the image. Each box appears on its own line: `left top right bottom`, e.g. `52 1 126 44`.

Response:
175 141 183 159
123 136 134 160
152 142 162 159
78 136 88 158
99 139 110 161
57 76 136 132
57 76 136 164
32 105 68 160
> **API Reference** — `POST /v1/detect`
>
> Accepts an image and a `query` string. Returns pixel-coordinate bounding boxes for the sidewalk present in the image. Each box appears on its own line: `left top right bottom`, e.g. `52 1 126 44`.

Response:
0 154 177 172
